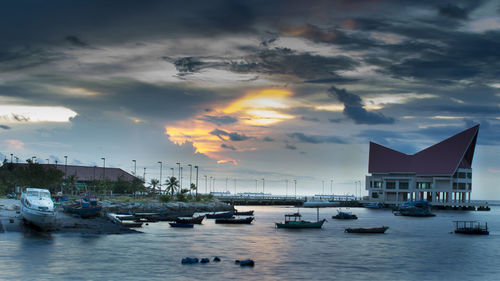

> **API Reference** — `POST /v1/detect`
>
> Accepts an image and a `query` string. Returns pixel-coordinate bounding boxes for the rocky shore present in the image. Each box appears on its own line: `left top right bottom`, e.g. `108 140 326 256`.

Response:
0 198 234 234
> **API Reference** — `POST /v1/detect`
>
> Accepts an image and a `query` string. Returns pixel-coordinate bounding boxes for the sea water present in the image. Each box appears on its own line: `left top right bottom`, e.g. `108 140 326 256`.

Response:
1 206 499 281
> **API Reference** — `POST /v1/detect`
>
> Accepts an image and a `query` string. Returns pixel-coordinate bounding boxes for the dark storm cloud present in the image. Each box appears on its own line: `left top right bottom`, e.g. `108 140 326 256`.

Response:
210 129 250 141
287 132 347 144
0 125 11 130
65 35 89 47
199 115 238 125
169 47 359 81
0 47 60 71
328 86 395 125
221 143 236 150
285 143 297 150
438 4 469 19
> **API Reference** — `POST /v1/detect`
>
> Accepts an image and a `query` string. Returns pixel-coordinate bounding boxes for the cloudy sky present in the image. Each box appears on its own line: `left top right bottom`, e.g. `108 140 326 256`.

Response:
1 0 499 198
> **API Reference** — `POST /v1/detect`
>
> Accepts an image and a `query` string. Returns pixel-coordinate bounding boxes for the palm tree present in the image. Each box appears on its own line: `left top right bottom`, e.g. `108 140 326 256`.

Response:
150 179 159 195
166 176 179 197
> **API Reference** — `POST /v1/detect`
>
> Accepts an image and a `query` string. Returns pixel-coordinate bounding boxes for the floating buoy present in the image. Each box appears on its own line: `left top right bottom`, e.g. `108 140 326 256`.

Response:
213 257 221 262
181 257 199 264
200 258 210 263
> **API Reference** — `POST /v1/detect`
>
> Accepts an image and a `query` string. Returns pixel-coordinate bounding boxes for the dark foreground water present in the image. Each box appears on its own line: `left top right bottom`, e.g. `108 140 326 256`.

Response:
1 206 499 281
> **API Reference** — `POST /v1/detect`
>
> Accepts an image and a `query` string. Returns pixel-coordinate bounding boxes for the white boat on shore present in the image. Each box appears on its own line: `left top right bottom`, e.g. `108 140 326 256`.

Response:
20 188 56 229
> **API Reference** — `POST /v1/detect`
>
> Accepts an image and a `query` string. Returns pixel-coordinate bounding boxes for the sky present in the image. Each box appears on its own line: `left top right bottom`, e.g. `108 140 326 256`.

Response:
0 0 499 199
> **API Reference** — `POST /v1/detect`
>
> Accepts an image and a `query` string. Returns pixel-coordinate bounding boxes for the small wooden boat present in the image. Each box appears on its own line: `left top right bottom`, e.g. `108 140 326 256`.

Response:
206 211 234 219
169 222 194 228
275 213 325 229
62 193 102 218
215 217 254 224
234 210 254 216
175 215 205 224
454 221 489 235
332 210 358 220
345 226 389 233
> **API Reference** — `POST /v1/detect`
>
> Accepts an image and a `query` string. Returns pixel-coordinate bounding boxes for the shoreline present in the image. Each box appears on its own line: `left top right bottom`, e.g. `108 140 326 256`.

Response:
0 199 234 234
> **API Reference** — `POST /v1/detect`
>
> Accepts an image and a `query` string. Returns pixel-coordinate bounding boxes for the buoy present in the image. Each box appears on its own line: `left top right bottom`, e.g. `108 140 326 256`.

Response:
213 257 221 262
181 257 199 264
200 258 210 263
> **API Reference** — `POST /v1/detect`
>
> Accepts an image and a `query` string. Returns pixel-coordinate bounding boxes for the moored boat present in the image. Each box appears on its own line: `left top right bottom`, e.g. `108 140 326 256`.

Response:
393 200 435 217
63 192 102 218
169 222 194 228
206 211 234 219
332 209 358 220
345 226 389 233
454 221 489 235
234 210 254 216
20 188 56 229
175 215 205 224
215 217 254 224
275 213 325 229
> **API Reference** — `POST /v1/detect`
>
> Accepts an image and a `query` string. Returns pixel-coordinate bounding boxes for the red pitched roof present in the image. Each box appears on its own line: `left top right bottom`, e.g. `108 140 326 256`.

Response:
369 125 479 175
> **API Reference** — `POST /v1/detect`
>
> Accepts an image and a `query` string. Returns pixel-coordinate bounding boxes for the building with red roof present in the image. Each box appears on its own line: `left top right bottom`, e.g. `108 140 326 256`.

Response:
366 125 479 204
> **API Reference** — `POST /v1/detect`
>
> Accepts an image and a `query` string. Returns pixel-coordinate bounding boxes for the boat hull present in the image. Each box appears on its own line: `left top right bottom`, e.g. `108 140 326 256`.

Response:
215 217 254 224
234 210 254 216
345 226 389 233
175 215 205 224
276 219 325 229
21 204 56 229
206 212 234 219
169 222 194 228
63 204 102 218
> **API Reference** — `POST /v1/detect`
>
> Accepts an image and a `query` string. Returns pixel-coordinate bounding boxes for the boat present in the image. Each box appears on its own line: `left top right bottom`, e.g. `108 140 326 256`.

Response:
345 226 389 233
169 222 194 228
364 202 384 209
303 200 340 208
275 213 326 229
20 188 56 229
206 211 234 219
175 215 205 224
234 210 254 216
215 217 254 224
454 221 489 235
106 213 143 228
393 200 435 217
62 192 102 218
332 209 358 220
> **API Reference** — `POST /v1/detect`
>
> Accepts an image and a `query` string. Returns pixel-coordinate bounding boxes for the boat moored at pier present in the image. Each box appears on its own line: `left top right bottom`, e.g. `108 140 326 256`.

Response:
20 188 56 229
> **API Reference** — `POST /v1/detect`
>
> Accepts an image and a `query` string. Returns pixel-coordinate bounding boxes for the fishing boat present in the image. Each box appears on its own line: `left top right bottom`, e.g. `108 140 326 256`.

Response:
175 215 205 224
206 211 234 219
215 217 254 224
393 200 435 217
169 222 194 228
332 209 358 220
454 221 489 235
234 210 254 216
63 192 102 218
20 188 56 229
345 226 389 233
275 213 325 229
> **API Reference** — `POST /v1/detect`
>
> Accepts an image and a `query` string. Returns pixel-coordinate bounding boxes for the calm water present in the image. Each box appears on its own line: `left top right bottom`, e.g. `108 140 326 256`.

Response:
1 206 499 281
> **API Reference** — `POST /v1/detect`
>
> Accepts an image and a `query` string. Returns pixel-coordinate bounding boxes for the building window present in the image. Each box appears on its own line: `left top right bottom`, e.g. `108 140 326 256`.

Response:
467 172 472 179
371 192 379 198
467 183 472 190
386 182 396 189
453 182 457 190
458 183 466 190
458 172 466 178
417 182 432 189
373 181 382 188
399 182 409 189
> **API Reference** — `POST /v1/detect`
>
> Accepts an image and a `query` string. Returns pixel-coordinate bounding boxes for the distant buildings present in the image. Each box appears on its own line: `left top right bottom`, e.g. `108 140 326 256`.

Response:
366 125 479 205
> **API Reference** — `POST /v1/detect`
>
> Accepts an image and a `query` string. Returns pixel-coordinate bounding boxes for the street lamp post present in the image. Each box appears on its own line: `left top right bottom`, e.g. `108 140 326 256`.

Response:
143 167 146 183
209 176 212 193
176 162 181 183
255 179 258 193
294 179 297 198
158 161 162 195
194 166 199 196
46 158 49 164
180 167 183 190
64 156 68 179
32 156 36 163
204 175 208 194
212 177 215 192
10 153 13 163
188 164 192 189
262 178 265 194
285 180 288 198
132 160 136 176
15 157 19 164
